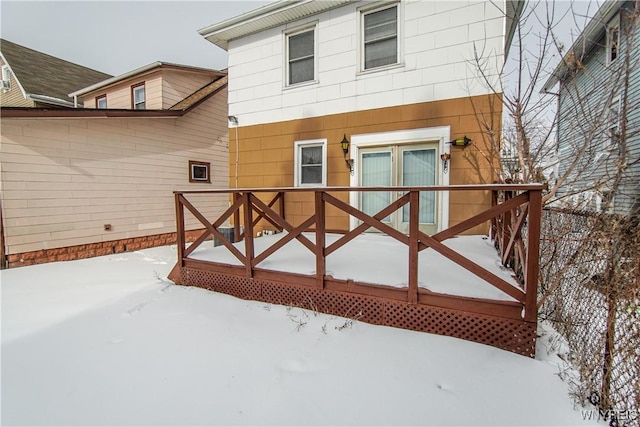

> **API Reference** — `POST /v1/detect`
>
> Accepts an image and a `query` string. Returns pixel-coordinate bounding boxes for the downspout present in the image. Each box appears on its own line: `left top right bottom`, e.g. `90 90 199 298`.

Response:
0 195 7 269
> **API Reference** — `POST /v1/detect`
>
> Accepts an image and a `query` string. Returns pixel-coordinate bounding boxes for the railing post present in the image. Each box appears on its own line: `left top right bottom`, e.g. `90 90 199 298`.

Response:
490 189 498 241
524 189 542 322
315 191 325 289
233 192 241 243
243 192 255 278
279 191 286 230
175 193 185 266
408 190 419 304
501 189 512 265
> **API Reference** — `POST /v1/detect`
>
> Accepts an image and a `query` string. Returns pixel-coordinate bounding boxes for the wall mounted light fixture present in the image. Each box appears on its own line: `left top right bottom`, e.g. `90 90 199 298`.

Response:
340 134 354 174
440 153 451 174
448 136 471 147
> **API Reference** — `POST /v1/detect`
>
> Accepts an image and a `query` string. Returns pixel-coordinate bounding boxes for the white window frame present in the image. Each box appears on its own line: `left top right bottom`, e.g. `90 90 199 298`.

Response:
294 139 327 187
359 2 401 73
284 24 318 87
349 126 450 231
606 14 620 65
132 83 145 110
600 95 621 157
1 65 11 91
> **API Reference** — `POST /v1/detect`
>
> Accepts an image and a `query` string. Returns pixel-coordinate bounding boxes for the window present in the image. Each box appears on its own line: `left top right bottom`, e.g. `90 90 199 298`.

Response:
361 4 398 70
189 160 211 183
607 15 620 65
96 95 107 109
132 83 145 110
1 65 11 91
607 96 621 150
286 26 316 85
294 139 327 186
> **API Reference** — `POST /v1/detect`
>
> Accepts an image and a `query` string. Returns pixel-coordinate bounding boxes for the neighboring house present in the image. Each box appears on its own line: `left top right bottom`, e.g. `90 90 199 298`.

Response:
542 0 640 215
199 0 522 235
0 38 111 108
1 59 229 268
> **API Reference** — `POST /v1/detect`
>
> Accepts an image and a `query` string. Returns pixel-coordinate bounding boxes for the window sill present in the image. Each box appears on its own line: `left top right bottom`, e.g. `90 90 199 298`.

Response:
283 80 319 91
357 62 404 77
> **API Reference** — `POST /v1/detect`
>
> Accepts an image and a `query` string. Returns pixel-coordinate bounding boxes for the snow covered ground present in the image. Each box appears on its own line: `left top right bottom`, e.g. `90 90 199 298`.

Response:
190 233 520 301
1 245 599 426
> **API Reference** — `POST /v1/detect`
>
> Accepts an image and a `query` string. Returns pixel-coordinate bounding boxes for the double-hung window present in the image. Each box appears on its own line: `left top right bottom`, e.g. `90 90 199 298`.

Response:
286 26 316 86
294 139 327 186
361 4 399 70
132 83 145 110
607 96 621 149
607 15 620 65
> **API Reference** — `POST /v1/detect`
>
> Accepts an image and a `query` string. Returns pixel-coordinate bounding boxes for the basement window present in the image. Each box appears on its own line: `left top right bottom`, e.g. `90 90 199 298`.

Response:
189 160 211 183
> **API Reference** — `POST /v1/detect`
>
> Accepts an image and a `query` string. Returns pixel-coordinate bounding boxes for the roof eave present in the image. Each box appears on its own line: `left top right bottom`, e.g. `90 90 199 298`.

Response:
0 107 184 119
199 0 353 51
69 62 224 98
541 0 622 93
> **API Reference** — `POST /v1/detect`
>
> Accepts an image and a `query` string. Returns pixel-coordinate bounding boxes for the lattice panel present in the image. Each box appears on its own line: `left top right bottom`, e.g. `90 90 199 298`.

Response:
182 268 259 300
180 267 536 357
383 302 536 357
259 281 383 325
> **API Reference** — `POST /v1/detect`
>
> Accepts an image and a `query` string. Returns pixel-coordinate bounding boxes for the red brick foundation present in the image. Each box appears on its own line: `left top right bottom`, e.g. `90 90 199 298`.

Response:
6 229 206 268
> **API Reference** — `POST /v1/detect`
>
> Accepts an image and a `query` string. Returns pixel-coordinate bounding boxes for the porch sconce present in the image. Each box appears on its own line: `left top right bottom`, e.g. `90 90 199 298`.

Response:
340 134 354 174
448 136 471 147
440 153 451 174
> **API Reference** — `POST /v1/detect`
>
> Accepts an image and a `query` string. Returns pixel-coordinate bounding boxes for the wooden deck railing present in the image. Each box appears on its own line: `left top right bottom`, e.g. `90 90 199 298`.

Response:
172 184 544 322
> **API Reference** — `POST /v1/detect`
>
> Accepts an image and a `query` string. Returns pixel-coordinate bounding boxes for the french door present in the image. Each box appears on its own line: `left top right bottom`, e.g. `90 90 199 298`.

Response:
360 143 438 235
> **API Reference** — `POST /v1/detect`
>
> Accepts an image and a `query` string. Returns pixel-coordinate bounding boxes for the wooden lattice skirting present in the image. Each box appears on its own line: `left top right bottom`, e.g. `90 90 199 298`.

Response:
178 266 537 357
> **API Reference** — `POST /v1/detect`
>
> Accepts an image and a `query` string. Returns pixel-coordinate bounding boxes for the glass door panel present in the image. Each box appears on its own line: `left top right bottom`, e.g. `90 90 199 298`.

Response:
360 150 392 223
401 148 436 223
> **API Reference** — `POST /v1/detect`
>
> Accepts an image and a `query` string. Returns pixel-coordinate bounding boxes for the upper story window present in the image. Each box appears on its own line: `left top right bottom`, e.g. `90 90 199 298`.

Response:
294 139 327 186
132 83 145 110
361 4 399 71
607 96 621 148
96 95 107 109
286 26 316 86
1 65 11 91
607 15 620 65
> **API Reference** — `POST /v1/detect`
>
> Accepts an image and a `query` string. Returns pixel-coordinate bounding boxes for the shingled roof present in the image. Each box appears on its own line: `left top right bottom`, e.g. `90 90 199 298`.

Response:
0 39 111 106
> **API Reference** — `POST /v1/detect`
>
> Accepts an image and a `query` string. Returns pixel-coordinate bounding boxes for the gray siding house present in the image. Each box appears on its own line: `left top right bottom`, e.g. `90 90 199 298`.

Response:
543 0 640 215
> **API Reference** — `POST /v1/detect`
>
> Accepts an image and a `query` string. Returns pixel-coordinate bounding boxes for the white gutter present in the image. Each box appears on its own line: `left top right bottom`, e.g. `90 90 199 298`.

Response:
28 93 75 108
69 61 164 98
68 61 221 99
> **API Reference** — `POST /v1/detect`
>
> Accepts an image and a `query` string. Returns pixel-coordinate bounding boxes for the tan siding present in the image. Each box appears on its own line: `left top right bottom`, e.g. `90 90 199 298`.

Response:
161 70 214 108
79 68 220 110
0 87 229 254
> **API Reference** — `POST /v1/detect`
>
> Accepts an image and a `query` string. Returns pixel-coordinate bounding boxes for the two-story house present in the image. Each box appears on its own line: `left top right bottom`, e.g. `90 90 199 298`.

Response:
542 0 640 216
1 46 230 268
0 38 111 108
199 0 522 235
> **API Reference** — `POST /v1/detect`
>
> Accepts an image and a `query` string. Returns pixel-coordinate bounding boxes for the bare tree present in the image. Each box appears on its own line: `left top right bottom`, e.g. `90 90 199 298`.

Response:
469 0 640 419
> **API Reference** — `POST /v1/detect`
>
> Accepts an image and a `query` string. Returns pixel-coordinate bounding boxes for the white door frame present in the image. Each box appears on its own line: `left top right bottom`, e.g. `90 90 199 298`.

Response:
349 126 450 232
